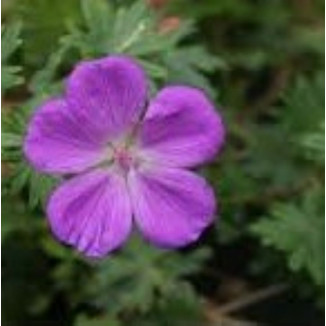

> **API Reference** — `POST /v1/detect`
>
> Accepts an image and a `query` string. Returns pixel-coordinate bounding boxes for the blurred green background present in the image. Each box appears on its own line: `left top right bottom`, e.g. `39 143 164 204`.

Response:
2 0 324 325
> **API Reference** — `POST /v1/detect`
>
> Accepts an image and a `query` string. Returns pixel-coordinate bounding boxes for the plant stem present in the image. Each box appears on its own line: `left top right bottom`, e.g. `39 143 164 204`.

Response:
217 283 289 314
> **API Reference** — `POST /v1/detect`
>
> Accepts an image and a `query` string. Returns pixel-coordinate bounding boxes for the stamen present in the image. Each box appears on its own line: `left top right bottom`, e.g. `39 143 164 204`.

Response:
114 147 134 171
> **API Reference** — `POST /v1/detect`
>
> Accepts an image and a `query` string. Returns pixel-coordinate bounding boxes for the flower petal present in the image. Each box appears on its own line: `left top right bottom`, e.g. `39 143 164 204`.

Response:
24 98 108 174
128 167 216 248
47 170 132 257
66 55 147 140
138 86 225 167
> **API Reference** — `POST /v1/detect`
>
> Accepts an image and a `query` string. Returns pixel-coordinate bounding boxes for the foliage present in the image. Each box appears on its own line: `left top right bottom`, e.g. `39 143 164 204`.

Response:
13 0 82 67
251 187 324 287
2 0 324 325
301 123 325 164
248 74 325 291
84 236 209 315
1 21 24 92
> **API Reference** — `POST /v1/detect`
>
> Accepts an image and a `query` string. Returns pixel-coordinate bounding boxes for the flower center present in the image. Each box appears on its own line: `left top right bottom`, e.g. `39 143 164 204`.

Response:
113 147 135 172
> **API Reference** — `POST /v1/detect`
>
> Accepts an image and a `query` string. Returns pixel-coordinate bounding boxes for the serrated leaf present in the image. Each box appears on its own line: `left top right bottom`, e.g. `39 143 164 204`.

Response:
29 36 71 94
80 0 114 54
2 195 42 242
300 123 325 164
16 0 81 66
2 132 23 148
251 187 325 286
81 0 113 30
282 74 325 134
2 22 22 62
112 1 149 53
2 66 24 92
138 59 167 79
86 236 210 314
2 22 24 92
167 46 226 72
8 162 58 209
132 284 204 326
28 169 58 208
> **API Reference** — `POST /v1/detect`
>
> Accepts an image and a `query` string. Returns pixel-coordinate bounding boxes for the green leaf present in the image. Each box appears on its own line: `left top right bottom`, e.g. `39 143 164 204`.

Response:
28 169 58 208
80 0 114 54
2 195 42 242
251 187 325 286
282 74 325 134
112 1 149 53
138 59 168 79
8 162 58 209
300 123 325 164
1 22 23 92
2 66 24 92
1 132 23 148
86 236 210 314
29 35 72 94
76 314 121 326
132 285 204 326
81 0 114 30
167 45 226 72
16 0 81 66
2 21 22 62
164 45 226 98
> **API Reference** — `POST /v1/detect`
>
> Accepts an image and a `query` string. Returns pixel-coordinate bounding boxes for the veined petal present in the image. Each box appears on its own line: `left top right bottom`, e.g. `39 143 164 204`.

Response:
128 167 216 248
47 170 132 257
138 86 225 168
24 99 108 174
66 55 147 140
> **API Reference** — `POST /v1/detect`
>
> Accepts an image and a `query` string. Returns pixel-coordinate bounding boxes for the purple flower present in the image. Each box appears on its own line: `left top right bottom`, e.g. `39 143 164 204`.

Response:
24 56 225 258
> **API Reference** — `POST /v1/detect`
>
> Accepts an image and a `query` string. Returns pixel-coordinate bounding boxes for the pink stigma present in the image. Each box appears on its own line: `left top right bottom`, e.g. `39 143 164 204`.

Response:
113 147 134 171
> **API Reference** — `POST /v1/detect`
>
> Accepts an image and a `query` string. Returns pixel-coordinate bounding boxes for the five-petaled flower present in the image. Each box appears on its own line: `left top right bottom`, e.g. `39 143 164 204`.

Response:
24 56 225 258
